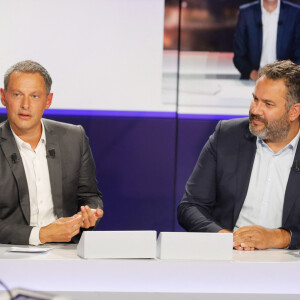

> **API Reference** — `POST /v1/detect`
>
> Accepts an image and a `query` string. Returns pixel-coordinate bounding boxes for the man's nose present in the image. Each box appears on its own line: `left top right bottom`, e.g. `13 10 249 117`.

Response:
252 101 263 115
20 95 30 109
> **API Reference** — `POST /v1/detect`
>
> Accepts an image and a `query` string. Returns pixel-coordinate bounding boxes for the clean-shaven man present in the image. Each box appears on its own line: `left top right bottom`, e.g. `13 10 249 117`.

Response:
0 60 103 245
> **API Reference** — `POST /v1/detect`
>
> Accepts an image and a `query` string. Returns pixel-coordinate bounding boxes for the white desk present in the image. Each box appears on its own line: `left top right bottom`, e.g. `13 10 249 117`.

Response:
0 244 300 300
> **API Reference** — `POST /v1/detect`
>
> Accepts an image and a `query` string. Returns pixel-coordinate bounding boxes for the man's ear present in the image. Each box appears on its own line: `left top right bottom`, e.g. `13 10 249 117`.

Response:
0 88 6 106
45 93 53 109
289 103 300 122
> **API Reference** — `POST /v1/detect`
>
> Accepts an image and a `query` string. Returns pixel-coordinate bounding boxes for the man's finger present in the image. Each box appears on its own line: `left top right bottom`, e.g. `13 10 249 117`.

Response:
81 206 90 228
56 214 82 224
81 206 95 228
69 226 81 239
234 226 254 234
241 242 255 248
234 231 253 245
85 205 97 226
95 208 104 218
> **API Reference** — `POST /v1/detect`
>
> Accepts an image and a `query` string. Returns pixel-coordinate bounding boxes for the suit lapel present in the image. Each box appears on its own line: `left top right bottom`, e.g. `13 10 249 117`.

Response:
43 119 64 218
233 127 257 225
276 2 285 58
282 144 300 225
0 121 31 224
254 3 263 62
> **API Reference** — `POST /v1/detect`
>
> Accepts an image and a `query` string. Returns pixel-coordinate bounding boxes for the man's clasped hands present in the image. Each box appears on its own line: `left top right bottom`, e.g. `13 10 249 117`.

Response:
39 206 103 243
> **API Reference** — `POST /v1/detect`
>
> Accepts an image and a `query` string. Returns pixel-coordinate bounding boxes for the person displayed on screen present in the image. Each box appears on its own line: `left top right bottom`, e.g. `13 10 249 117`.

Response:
233 0 300 80
178 60 300 250
0 60 103 245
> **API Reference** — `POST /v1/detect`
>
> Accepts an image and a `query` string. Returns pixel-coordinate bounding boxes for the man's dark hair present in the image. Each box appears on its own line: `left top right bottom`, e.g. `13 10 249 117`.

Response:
4 60 52 95
259 60 300 110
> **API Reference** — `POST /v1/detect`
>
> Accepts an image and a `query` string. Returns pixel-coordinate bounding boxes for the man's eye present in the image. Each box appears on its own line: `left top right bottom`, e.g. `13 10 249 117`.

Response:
14 93 20 97
32 95 39 99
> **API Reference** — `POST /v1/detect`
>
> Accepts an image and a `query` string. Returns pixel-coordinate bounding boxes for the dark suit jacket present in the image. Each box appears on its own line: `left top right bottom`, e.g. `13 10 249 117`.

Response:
233 1 300 79
177 118 300 249
0 118 103 245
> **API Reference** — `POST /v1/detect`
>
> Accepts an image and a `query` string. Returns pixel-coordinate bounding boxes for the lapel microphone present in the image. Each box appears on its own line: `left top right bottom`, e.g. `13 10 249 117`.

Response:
11 153 18 164
48 149 56 159
292 160 300 172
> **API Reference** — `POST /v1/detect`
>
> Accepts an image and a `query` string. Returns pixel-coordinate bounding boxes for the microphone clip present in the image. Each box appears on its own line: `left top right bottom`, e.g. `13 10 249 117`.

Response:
292 160 300 172
47 149 56 159
11 153 18 164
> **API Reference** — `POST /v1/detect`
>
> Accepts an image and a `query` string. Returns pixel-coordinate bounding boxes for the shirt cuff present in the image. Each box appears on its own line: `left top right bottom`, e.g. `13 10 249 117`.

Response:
286 231 292 249
29 227 43 245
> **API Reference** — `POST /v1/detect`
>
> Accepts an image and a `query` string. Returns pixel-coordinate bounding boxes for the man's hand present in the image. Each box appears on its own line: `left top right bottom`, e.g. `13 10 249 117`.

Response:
233 225 291 251
250 70 259 81
218 229 232 233
79 205 103 229
39 214 83 243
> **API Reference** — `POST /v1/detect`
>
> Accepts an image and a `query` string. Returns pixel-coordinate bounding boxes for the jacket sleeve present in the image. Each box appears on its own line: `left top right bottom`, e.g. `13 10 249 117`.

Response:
0 142 34 244
0 222 33 245
77 125 103 210
177 121 223 233
282 226 300 250
233 8 255 79
69 126 103 243
291 9 300 65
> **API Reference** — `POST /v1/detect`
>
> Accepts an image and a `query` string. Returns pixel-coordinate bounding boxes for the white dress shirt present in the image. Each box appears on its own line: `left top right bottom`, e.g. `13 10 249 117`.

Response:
12 121 56 245
260 0 280 68
235 129 300 231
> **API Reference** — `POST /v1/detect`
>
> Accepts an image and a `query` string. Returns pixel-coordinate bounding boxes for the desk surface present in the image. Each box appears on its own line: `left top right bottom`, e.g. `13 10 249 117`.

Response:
0 244 300 299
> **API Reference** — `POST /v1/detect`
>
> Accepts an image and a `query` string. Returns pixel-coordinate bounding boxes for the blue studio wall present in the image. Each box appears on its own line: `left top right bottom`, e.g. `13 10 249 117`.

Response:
0 110 224 233
174 117 220 231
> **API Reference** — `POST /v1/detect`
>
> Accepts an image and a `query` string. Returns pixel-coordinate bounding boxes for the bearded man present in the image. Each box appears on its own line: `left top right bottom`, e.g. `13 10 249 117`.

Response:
178 60 300 250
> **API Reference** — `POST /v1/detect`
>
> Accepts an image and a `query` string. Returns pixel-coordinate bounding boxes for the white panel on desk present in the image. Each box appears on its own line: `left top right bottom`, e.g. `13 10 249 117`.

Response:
77 231 156 259
157 232 233 260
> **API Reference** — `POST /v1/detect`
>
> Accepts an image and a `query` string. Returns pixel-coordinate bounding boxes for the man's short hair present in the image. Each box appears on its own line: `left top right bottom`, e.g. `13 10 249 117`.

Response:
258 60 300 110
4 60 52 95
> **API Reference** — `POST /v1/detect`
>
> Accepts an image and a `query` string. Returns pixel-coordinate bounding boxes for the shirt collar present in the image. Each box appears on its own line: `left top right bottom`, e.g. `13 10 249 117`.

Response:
261 0 280 15
257 128 300 153
11 120 46 151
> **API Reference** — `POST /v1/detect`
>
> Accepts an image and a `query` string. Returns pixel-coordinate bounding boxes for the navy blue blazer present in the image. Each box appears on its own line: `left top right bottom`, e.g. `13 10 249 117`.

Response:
178 118 300 249
233 1 300 79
